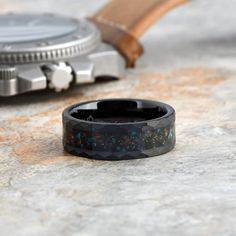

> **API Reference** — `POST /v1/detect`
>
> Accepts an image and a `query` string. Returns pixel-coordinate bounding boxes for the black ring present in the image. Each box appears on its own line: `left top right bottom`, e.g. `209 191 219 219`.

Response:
62 99 175 160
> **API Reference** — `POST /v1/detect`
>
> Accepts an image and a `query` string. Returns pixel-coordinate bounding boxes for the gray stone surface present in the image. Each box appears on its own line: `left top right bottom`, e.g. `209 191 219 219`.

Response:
0 0 236 235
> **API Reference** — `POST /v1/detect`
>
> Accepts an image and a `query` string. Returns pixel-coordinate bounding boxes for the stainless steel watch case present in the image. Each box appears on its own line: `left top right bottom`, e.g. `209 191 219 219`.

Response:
0 13 126 97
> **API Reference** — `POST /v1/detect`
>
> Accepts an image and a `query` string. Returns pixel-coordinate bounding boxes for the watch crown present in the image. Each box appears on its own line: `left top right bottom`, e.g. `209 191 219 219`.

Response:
44 62 73 92
0 66 17 80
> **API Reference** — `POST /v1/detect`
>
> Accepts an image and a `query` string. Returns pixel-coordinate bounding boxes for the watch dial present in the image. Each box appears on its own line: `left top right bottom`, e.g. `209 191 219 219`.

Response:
0 14 78 43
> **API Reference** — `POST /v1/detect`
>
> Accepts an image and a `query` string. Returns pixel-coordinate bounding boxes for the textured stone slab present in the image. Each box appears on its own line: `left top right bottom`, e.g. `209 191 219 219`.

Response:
0 0 236 236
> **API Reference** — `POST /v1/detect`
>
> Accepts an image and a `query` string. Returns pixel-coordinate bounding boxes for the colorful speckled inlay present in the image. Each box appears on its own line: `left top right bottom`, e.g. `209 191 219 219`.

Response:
63 99 175 160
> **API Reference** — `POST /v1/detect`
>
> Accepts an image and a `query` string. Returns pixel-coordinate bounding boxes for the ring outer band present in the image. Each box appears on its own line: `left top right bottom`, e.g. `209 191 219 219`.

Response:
62 99 176 160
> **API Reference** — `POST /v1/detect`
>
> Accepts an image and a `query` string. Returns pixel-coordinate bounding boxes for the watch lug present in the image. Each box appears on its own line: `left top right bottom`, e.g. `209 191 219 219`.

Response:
18 67 47 93
68 60 95 84
89 43 126 78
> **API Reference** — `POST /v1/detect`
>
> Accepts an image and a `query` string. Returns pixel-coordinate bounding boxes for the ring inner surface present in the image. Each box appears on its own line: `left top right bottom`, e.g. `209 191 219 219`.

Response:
70 100 167 123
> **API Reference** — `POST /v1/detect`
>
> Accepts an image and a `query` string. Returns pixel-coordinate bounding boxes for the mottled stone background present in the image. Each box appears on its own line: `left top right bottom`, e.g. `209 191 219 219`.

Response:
0 0 236 236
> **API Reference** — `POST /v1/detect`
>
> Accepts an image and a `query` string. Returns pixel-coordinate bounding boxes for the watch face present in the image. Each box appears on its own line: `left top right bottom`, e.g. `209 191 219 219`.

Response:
0 14 78 43
0 14 101 64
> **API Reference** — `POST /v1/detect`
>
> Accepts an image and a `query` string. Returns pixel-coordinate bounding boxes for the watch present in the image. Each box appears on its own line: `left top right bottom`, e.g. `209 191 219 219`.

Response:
0 0 187 97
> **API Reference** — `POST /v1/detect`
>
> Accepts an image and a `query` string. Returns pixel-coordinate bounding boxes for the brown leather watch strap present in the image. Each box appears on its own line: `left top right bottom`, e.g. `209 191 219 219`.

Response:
89 0 188 67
